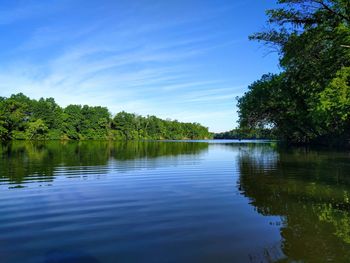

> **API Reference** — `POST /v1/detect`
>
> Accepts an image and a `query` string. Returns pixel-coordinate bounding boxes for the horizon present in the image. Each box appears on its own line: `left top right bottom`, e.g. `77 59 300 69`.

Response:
0 0 279 133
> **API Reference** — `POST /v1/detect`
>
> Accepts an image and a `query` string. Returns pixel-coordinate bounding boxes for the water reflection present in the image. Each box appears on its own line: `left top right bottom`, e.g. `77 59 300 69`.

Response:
2 141 350 262
0 141 208 186
237 145 350 262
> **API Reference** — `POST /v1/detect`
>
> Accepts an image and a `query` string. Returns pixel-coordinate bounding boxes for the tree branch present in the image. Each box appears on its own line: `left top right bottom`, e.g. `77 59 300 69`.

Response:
315 0 350 23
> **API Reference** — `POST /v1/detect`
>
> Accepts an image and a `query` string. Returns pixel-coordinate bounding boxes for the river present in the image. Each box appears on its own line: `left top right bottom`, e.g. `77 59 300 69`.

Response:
1 140 349 262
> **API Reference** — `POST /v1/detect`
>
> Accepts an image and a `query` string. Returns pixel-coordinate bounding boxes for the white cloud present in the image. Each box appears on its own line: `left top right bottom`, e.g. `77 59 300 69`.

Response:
0 0 246 132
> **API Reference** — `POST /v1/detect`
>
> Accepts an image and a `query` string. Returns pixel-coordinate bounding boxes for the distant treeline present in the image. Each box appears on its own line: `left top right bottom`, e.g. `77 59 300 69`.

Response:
214 128 276 140
0 93 212 141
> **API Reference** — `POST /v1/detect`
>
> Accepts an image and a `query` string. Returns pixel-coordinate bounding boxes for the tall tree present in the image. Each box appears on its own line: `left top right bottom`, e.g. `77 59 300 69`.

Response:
238 0 350 144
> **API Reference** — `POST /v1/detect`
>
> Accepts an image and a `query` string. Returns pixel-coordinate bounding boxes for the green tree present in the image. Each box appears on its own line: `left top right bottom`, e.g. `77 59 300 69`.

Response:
238 0 350 145
314 67 350 136
26 119 49 140
0 96 28 140
0 94 212 141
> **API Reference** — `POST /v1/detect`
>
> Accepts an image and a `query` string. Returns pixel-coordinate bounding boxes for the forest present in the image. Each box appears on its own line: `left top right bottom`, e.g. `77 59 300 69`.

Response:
0 93 212 140
238 0 350 145
214 128 276 140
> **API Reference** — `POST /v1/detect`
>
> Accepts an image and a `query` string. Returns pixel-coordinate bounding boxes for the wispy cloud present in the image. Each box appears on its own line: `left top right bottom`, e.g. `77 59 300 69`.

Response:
0 0 279 132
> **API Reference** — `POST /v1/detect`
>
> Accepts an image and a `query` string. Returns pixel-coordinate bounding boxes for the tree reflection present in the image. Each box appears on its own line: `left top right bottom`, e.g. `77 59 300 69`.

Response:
0 141 208 185
237 145 350 262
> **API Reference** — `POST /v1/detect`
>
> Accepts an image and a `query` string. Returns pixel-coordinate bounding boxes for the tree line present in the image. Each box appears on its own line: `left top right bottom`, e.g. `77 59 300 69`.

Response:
214 128 276 140
238 0 350 145
0 93 212 140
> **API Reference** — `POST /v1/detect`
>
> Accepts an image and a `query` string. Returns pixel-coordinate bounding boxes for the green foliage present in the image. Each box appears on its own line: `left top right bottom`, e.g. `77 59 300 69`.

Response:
31 97 63 130
238 0 350 145
0 94 212 141
26 119 49 140
315 67 350 134
214 128 276 140
0 94 28 140
112 112 212 140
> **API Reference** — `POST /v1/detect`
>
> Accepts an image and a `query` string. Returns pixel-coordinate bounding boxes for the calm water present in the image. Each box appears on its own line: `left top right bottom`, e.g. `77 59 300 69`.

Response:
1 141 350 263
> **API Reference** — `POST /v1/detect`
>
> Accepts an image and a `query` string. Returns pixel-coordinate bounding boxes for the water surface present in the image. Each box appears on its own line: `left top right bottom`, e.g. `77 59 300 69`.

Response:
1 141 350 262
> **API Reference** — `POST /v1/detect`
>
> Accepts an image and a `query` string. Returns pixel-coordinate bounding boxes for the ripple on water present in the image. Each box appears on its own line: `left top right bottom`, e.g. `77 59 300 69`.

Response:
1 141 350 263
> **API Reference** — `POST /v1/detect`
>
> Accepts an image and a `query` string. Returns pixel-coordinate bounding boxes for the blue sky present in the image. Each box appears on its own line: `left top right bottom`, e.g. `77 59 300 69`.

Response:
0 0 280 132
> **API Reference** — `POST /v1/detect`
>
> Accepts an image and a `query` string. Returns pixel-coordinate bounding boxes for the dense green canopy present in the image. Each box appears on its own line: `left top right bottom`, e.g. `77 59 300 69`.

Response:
0 93 212 140
214 128 276 140
238 0 350 145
